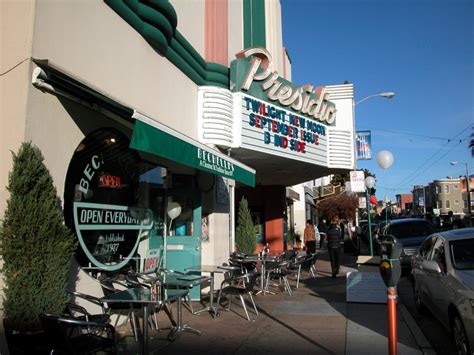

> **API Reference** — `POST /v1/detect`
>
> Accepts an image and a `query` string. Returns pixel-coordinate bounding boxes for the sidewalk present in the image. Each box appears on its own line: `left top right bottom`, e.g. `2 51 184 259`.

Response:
113 249 434 354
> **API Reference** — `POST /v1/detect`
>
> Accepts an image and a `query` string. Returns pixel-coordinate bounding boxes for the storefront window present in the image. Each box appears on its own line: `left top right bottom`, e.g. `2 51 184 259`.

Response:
64 128 166 274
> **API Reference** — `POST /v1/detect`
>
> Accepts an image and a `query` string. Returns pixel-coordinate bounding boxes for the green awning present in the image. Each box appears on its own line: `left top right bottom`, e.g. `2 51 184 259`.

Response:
130 111 255 187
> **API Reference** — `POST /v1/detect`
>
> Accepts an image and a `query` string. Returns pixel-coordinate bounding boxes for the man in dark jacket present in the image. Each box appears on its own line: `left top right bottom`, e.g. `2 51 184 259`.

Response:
327 215 343 278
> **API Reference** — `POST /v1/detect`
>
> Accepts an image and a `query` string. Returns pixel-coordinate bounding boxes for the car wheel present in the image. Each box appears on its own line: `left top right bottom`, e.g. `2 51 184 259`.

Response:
452 315 470 355
413 284 427 315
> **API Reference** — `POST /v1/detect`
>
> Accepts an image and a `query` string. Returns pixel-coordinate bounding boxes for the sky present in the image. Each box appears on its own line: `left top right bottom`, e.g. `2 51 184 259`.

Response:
280 0 473 201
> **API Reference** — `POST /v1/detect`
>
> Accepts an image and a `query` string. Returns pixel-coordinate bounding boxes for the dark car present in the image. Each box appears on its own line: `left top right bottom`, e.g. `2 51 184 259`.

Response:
377 218 437 267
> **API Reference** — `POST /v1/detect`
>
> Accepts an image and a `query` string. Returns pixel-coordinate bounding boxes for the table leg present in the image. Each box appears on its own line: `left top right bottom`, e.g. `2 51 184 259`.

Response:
168 294 201 341
210 272 216 317
142 305 148 355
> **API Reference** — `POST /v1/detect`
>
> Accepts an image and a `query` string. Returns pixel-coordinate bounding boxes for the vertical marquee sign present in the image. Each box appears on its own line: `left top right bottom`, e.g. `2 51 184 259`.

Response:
230 47 336 164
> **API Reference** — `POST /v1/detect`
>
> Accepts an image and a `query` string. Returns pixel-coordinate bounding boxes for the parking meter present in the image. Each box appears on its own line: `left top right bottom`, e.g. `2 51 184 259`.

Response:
379 240 402 288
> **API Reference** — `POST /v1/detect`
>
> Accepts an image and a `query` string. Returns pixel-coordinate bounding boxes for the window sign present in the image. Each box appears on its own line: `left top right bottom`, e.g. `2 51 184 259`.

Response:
64 128 165 273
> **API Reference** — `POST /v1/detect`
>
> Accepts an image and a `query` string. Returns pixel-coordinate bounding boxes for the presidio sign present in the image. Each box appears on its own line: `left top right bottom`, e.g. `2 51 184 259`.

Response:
230 47 331 162
231 47 337 125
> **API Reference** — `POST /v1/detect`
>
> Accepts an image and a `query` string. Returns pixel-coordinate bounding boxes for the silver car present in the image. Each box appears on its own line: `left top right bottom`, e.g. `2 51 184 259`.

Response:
411 228 474 355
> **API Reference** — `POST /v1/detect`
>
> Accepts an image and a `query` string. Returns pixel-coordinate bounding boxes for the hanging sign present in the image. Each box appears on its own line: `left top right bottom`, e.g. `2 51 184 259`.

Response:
356 131 372 160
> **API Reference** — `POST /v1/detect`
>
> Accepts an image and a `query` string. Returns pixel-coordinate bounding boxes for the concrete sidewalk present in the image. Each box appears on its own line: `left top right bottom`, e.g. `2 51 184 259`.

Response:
113 250 434 354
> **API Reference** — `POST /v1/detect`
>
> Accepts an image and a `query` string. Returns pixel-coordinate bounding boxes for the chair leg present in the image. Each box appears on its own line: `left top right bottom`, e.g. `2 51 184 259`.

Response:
216 289 223 313
248 292 258 315
239 294 250 321
186 294 194 314
296 265 302 288
284 277 292 295
129 308 138 342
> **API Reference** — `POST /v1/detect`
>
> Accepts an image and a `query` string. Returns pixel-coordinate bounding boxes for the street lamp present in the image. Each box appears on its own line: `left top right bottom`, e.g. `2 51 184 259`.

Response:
450 161 472 226
355 92 395 105
365 176 376 256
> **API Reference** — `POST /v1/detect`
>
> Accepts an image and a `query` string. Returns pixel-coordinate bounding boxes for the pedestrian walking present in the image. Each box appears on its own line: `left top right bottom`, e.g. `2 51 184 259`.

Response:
318 218 327 248
327 215 343 278
303 220 316 255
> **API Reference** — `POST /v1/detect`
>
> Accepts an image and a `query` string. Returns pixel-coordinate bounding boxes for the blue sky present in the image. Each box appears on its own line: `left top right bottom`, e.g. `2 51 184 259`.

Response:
281 0 473 201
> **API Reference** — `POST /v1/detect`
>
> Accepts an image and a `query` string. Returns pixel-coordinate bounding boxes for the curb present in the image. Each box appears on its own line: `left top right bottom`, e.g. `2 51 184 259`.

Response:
399 303 436 354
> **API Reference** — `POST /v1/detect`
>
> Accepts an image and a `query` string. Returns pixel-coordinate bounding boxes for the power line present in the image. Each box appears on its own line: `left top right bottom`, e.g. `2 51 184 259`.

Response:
393 124 471 189
370 128 450 141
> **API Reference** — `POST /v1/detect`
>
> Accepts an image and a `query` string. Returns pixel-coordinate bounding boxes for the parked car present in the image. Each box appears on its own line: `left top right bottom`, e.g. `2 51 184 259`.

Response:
411 228 474 355
377 218 437 267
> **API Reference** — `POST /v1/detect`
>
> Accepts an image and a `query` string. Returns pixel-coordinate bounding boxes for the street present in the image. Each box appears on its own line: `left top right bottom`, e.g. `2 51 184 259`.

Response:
397 274 457 355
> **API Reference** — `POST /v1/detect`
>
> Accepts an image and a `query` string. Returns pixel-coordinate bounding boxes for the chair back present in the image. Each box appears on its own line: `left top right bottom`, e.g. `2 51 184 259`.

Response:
99 279 117 297
243 271 260 292
283 250 297 261
40 313 69 353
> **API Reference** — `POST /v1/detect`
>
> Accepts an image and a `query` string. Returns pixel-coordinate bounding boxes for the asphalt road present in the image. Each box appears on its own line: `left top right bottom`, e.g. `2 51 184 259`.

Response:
397 274 457 355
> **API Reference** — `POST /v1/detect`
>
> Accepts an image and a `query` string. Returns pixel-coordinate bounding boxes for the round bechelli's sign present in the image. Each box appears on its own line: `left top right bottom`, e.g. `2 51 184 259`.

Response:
73 202 153 271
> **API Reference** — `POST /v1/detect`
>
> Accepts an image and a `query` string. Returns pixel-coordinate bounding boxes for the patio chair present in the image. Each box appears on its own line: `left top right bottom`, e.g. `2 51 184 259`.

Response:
100 278 140 341
265 260 292 295
66 291 111 325
40 313 117 354
216 271 260 321
288 254 306 288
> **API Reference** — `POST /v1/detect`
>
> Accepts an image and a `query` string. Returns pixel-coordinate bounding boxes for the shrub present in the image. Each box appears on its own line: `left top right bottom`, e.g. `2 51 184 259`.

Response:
235 197 256 255
0 142 76 330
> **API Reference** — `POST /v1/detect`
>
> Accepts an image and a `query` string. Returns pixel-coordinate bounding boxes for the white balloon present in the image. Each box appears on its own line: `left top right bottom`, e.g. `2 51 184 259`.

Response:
376 150 394 170
365 176 376 188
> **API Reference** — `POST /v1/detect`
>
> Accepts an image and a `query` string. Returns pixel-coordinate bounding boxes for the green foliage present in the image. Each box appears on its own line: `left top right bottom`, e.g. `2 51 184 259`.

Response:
0 142 77 330
235 197 256 255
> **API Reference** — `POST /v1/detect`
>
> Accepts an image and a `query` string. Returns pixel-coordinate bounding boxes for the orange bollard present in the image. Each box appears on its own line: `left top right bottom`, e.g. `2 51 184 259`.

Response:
387 286 398 355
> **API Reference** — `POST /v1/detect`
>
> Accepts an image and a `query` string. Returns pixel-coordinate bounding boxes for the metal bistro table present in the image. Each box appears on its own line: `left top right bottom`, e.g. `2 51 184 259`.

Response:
142 273 213 316
243 252 283 295
185 265 241 317
101 287 192 354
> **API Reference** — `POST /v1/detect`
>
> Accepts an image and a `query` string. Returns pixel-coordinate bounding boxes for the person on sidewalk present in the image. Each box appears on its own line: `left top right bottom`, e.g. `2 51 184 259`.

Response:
303 220 316 255
327 215 343 278
318 218 327 248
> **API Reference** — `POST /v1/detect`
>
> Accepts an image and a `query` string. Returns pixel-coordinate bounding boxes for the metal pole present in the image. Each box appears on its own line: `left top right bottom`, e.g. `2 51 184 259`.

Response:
387 286 398 355
466 163 472 227
366 188 374 256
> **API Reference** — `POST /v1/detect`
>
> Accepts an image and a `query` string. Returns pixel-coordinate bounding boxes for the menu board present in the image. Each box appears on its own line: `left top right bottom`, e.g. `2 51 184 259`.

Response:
346 271 387 304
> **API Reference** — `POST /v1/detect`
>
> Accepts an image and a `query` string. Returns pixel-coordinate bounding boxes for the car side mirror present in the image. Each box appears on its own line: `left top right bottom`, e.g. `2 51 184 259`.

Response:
422 260 441 274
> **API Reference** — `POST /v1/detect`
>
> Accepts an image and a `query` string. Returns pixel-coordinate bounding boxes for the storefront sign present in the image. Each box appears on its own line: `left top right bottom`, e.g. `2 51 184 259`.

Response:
73 202 153 271
231 47 337 125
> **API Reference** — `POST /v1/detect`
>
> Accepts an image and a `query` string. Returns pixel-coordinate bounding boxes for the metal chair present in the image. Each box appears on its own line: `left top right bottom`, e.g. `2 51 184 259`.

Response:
66 291 111 325
100 278 140 341
265 260 292 295
288 254 306 288
216 271 259 321
40 313 117 354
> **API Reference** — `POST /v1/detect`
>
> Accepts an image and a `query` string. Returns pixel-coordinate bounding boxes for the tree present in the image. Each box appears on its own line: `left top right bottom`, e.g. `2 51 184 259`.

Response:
0 142 77 330
318 193 359 221
235 197 256 254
